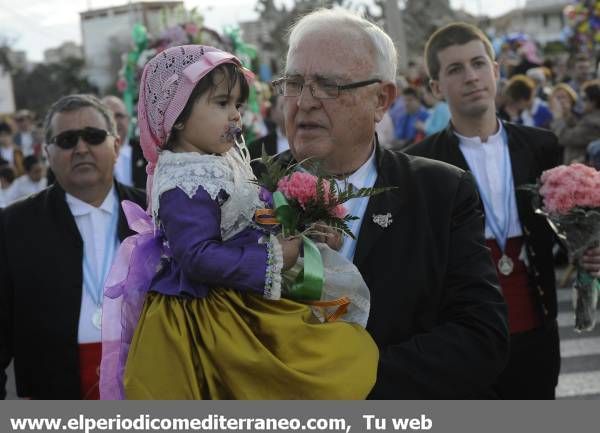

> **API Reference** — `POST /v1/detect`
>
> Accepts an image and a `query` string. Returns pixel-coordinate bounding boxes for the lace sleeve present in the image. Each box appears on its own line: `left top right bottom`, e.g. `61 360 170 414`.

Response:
264 234 283 300
151 151 234 224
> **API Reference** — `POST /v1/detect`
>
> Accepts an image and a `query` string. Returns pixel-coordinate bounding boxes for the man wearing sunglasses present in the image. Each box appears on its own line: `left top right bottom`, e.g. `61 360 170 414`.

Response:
0 94 146 399
255 9 508 398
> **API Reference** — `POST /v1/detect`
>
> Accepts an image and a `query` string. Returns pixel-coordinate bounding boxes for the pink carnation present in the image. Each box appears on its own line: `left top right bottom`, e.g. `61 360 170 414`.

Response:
331 204 347 218
277 172 332 209
540 163 600 214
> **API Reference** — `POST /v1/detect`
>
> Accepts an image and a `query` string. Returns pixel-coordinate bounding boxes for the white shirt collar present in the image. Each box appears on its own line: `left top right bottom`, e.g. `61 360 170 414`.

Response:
343 144 377 189
66 185 117 217
454 120 504 147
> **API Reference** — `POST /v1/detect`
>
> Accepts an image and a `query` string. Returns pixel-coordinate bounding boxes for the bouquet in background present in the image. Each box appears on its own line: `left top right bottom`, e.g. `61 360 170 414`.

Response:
253 152 393 327
529 163 600 332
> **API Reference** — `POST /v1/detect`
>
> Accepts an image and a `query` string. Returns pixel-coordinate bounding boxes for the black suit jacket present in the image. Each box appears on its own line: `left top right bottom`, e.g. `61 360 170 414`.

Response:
0 182 146 399
129 137 148 190
248 132 278 160
406 122 561 323
255 146 509 398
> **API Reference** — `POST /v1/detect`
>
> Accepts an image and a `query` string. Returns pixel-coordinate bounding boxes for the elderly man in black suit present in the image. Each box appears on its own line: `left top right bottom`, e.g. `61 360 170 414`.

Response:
263 9 509 398
406 22 600 399
0 94 145 399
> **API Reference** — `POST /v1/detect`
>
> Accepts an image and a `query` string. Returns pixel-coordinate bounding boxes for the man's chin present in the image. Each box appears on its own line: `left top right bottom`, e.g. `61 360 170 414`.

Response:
461 103 492 118
290 140 331 163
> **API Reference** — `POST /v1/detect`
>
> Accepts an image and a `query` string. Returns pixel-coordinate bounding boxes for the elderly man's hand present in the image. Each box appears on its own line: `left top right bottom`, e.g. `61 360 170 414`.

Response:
580 246 600 277
310 223 344 251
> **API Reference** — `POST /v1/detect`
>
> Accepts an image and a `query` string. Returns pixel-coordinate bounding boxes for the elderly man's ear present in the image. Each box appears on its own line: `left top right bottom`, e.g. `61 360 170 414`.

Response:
374 81 398 123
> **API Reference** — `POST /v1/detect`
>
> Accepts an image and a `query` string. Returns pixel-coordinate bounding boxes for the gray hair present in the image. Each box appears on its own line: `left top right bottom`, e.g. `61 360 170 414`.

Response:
287 8 397 82
44 94 117 143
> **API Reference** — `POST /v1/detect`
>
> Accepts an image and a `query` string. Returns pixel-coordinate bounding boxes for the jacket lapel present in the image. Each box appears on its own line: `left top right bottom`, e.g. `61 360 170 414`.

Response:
353 146 408 269
114 181 134 241
47 183 82 249
439 125 470 171
504 122 532 187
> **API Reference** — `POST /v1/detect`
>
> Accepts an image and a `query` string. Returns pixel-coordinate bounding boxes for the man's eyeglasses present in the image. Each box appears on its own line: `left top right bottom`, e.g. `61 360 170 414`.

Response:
272 77 381 99
49 127 112 149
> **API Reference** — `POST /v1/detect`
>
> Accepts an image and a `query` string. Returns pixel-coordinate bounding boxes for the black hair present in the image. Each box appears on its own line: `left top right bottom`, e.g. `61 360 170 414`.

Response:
166 63 250 149
582 80 600 110
402 87 419 98
43 94 117 143
0 166 15 184
23 155 41 172
0 121 12 135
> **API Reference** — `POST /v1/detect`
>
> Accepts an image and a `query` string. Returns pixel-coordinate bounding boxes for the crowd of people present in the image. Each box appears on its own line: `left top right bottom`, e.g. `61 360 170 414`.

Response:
371 44 600 160
1 8 600 400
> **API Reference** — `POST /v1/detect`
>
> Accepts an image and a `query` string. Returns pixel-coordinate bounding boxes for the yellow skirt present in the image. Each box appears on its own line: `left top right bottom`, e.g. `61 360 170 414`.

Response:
123 289 378 399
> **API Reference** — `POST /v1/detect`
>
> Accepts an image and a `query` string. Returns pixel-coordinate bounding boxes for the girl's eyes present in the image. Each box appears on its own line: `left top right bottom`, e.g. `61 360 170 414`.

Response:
215 100 244 110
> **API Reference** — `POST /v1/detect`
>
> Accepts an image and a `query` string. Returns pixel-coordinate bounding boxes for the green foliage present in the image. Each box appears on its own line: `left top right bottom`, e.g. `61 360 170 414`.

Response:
12 57 97 117
254 154 396 239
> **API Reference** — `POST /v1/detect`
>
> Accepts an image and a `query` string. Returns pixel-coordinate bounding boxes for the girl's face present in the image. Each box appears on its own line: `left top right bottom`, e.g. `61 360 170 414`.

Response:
174 70 244 155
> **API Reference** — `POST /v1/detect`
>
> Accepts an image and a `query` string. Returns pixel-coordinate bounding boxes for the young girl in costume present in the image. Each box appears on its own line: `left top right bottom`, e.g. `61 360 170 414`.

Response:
100 45 377 399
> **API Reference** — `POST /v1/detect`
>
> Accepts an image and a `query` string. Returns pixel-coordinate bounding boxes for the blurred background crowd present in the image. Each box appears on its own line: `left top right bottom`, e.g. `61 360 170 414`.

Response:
1 0 600 207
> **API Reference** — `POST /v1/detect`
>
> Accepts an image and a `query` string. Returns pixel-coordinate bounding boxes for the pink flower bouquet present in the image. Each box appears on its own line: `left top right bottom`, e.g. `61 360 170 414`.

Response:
252 152 393 327
532 163 600 331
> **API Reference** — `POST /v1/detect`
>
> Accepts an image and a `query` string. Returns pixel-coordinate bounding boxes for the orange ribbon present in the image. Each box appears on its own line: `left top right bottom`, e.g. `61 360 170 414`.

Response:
306 296 351 322
255 208 280 225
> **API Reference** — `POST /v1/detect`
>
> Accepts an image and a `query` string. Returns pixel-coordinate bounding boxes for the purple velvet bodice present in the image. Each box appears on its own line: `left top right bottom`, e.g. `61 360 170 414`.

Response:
150 185 268 298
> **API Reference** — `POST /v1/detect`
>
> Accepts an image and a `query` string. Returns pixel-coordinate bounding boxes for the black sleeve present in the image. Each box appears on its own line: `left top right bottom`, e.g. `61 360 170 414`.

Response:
369 172 510 398
0 208 13 399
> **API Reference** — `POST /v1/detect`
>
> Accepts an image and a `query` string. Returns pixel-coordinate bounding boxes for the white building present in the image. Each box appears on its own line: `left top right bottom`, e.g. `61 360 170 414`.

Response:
0 65 15 114
80 1 183 92
44 42 83 64
491 0 569 45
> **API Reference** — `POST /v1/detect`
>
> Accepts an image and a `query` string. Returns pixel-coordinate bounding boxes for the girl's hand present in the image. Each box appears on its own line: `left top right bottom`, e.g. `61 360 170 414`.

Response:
279 236 302 271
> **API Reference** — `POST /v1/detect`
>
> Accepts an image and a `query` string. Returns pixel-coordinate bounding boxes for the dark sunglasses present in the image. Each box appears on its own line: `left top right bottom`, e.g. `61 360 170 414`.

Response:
49 127 112 149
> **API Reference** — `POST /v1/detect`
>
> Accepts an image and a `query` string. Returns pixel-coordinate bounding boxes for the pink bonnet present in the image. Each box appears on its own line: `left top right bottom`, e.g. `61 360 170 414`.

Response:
137 45 253 175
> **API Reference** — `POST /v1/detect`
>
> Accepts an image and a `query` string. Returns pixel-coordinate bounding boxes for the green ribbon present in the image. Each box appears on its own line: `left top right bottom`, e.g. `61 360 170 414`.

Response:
272 191 323 300
577 268 600 292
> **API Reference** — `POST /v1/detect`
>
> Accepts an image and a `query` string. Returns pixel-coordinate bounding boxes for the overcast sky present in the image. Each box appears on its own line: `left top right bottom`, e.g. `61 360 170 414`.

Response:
0 0 527 62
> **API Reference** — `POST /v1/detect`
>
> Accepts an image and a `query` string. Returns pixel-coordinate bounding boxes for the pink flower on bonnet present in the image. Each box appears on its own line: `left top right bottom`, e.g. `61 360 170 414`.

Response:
137 45 253 177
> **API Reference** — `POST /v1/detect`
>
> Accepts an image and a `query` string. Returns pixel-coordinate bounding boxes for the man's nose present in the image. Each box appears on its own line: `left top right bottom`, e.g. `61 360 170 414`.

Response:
464 65 479 82
73 136 90 153
297 83 320 110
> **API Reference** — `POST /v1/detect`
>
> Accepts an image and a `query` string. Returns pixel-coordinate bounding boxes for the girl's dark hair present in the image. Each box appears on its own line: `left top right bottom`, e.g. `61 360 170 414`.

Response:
166 63 250 149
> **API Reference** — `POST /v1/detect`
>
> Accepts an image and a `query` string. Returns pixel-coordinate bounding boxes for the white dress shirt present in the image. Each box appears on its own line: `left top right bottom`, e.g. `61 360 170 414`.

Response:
16 132 35 156
0 146 15 165
276 128 290 154
456 122 522 242
114 139 133 187
66 186 119 343
6 175 47 203
335 146 378 261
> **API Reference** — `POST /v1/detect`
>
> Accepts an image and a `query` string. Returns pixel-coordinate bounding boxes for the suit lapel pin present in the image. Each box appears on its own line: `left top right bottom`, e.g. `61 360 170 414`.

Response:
372 212 393 228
